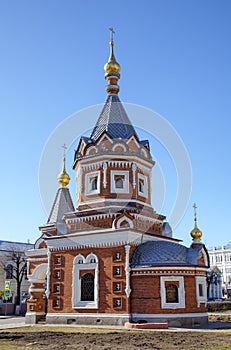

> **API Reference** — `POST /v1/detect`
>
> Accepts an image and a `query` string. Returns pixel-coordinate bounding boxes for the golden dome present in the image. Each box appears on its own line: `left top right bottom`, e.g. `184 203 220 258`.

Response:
190 225 202 241
57 166 70 188
57 144 70 188
190 203 202 241
104 40 120 74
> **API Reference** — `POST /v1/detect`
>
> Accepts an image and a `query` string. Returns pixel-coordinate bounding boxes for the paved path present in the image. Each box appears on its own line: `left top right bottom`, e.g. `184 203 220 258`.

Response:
0 316 28 329
0 316 230 332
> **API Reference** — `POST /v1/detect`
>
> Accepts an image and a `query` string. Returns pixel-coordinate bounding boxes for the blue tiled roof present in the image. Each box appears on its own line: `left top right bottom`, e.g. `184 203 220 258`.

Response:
90 94 138 141
131 240 203 267
47 187 74 225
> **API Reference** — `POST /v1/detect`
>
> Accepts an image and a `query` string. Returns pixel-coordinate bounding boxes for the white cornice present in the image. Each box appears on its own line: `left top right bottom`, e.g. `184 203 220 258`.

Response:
44 230 177 251
131 266 208 273
75 154 154 169
27 257 48 262
132 213 162 223
26 248 47 257
78 198 152 208
66 212 115 225
44 230 162 251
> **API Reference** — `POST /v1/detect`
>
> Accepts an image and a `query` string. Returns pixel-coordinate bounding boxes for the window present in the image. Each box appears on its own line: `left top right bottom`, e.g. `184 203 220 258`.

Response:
115 283 121 291
85 171 100 195
110 170 129 194
115 176 124 189
113 298 122 308
91 177 98 190
115 299 121 307
72 253 98 309
54 284 60 293
55 257 61 265
161 276 185 309
199 284 203 297
137 173 148 198
81 273 94 301
196 276 207 305
114 252 121 261
55 271 60 279
166 284 179 303
5 264 13 279
139 178 144 193
114 267 121 276
53 299 60 308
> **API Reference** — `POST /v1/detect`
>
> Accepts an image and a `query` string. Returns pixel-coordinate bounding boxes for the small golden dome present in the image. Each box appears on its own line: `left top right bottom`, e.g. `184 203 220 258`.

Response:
57 144 70 188
57 167 70 188
104 41 120 74
190 203 202 241
190 225 202 241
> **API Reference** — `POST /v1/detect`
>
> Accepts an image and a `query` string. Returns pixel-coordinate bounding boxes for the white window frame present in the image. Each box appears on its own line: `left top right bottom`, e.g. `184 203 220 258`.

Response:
160 276 185 309
110 170 129 194
72 253 99 309
137 173 148 198
85 171 100 195
195 276 207 307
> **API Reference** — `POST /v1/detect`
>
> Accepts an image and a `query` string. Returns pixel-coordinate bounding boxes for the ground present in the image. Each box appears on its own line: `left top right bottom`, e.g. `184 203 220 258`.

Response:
0 326 231 350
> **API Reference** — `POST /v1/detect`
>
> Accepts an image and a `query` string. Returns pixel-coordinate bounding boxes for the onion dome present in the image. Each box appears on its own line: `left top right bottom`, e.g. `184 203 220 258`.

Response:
57 144 70 188
190 203 202 241
104 40 120 74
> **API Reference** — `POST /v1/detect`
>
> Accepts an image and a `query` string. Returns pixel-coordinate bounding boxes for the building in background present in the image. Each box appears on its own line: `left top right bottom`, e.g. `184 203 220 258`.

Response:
26 32 210 327
208 242 231 298
0 240 34 314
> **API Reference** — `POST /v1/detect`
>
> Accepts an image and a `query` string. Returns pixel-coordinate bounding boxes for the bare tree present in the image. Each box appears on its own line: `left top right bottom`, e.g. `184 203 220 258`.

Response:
2 249 27 305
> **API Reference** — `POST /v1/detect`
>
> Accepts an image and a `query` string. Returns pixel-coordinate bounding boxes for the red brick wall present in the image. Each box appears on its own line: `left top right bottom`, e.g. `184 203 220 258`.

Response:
130 272 207 314
49 246 129 314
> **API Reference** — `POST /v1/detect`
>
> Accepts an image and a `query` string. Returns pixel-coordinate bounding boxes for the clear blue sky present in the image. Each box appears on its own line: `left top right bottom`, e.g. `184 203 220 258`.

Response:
0 0 230 249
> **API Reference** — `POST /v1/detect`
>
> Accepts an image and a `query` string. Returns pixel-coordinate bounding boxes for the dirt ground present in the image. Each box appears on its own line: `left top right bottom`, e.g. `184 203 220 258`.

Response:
0 329 231 350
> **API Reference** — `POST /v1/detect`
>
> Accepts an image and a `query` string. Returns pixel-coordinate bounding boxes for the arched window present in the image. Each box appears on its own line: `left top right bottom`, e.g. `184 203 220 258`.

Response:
5 264 13 279
81 273 94 301
115 177 123 189
139 179 144 193
91 177 98 190
166 284 179 303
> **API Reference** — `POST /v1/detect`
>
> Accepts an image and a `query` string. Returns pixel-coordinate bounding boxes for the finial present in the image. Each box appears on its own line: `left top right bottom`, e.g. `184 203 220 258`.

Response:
193 202 197 227
104 27 120 94
190 202 202 242
57 144 70 188
62 143 67 158
109 27 115 42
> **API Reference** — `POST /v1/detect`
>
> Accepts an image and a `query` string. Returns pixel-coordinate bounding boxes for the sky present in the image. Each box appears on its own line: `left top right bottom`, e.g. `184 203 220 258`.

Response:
0 0 230 249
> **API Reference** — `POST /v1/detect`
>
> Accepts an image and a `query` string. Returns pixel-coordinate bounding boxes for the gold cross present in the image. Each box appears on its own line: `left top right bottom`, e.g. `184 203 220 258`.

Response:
109 27 115 41
62 143 67 158
193 202 197 224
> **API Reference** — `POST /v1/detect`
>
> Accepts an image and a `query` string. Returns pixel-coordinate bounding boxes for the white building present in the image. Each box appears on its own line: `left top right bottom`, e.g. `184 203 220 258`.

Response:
208 242 231 298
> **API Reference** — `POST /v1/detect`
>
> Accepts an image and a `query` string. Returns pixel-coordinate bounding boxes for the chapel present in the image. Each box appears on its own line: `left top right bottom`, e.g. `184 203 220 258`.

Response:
26 32 209 326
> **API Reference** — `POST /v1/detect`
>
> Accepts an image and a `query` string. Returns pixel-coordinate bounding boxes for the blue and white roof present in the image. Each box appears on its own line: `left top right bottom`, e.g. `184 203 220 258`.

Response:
47 187 74 225
131 240 206 267
90 94 138 141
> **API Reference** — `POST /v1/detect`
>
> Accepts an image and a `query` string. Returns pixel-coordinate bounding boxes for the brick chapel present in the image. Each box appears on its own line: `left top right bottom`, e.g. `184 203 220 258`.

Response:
26 32 209 327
